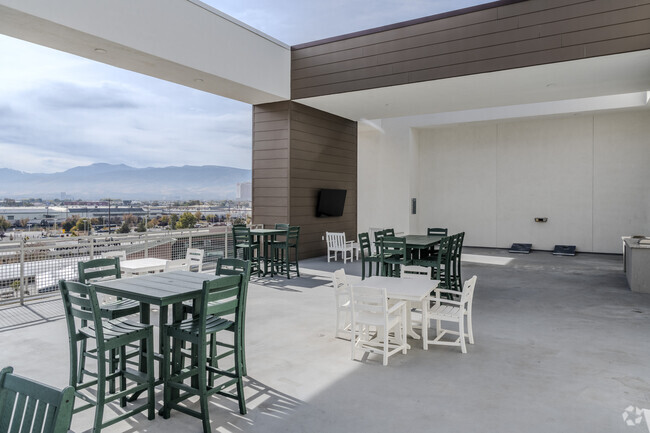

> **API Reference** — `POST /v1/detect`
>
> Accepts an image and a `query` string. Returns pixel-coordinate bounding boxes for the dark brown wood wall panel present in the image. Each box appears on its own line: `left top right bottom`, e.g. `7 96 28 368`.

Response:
288 102 357 259
252 102 290 228
252 101 358 259
291 0 650 99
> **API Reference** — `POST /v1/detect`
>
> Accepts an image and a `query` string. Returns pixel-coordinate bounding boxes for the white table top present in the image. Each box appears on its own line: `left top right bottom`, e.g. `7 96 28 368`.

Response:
120 257 168 272
359 276 439 301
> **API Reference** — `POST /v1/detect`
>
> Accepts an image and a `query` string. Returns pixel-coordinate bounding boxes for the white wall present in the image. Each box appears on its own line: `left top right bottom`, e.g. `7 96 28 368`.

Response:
358 108 650 253
357 120 412 236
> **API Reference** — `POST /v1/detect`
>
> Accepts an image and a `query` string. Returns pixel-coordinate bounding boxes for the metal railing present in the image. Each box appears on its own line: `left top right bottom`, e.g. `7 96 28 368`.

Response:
0 227 233 305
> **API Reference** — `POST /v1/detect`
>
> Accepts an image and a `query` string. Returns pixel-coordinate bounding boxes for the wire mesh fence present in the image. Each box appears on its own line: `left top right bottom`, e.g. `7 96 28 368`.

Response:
0 227 231 305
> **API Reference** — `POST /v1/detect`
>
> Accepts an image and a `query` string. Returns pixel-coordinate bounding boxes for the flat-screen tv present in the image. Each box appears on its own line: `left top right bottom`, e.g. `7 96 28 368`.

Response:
316 189 346 217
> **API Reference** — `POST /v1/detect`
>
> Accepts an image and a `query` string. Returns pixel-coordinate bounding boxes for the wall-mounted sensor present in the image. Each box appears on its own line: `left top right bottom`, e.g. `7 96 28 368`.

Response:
534 217 548 222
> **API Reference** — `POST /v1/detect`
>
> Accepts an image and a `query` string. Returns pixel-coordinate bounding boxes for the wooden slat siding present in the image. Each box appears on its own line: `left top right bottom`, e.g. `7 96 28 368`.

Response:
252 101 290 228
289 102 357 259
291 0 650 99
252 101 357 259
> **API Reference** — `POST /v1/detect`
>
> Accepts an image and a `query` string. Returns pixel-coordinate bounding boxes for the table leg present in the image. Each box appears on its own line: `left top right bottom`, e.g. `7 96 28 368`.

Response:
264 235 270 275
421 298 428 350
128 302 151 402
405 303 420 340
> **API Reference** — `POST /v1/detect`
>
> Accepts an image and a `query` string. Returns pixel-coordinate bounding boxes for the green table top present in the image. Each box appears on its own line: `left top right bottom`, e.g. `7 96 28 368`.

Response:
404 234 444 248
93 271 216 306
250 229 286 235
375 234 443 249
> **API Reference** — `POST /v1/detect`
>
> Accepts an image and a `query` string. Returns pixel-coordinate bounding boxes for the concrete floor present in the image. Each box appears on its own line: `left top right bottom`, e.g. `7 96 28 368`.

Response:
1 248 649 433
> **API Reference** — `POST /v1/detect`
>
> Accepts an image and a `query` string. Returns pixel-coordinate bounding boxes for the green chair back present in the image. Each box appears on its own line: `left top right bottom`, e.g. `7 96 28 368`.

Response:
78 257 121 283
233 226 252 245
287 226 300 246
197 275 244 333
380 236 410 276
427 227 448 236
384 228 396 237
373 230 386 254
0 366 75 433
358 232 373 258
216 258 250 277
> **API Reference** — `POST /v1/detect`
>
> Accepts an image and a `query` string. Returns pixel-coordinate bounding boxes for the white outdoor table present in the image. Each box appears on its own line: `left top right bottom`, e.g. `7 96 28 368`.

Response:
358 276 439 349
121 258 169 277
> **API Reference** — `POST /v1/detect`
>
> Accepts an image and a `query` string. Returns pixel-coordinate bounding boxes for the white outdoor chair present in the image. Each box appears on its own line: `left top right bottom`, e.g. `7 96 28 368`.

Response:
103 250 126 261
424 275 477 353
326 232 355 263
186 248 204 272
350 285 408 366
399 264 432 328
165 258 190 272
332 269 351 339
400 264 432 279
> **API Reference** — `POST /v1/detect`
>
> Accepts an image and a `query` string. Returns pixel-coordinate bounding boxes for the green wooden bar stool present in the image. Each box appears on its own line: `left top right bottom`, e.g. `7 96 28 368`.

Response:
0 366 75 433
379 236 412 277
270 226 300 278
449 232 465 291
162 275 247 433
212 258 252 378
59 280 155 433
183 259 252 378
232 226 261 277
77 258 141 393
414 235 453 292
358 232 382 280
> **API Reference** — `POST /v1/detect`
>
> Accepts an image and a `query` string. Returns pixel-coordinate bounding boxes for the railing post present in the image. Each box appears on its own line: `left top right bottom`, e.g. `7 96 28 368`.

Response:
89 235 95 259
145 231 149 258
224 227 229 258
19 237 25 306
189 230 193 250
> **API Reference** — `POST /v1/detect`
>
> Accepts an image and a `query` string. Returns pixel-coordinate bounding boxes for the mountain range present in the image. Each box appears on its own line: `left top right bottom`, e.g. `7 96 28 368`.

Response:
0 163 252 200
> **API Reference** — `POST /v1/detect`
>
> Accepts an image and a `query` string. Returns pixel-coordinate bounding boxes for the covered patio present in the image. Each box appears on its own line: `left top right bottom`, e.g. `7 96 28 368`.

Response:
1 249 647 433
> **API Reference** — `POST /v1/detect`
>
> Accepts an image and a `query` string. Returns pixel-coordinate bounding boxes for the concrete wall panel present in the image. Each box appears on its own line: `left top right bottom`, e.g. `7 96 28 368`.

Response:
359 109 650 254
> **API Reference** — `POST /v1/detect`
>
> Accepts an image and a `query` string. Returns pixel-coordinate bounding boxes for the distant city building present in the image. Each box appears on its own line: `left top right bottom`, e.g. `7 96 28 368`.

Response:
0 207 68 226
237 182 252 200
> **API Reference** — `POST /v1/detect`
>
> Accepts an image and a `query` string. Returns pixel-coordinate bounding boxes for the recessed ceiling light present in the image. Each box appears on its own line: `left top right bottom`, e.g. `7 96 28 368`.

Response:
194 78 204 83
94 48 107 54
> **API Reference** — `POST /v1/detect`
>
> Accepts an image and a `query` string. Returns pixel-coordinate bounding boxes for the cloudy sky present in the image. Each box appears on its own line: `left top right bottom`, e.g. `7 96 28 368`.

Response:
0 0 485 174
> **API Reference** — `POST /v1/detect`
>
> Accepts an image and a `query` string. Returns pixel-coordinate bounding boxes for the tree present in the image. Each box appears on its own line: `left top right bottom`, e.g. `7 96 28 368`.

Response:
123 213 137 227
117 222 131 234
147 217 158 228
176 212 197 229
135 220 147 232
194 211 202 221
170 214 179 228
74 218 89 233
158 215 169 227
61 217 77 233
0 216 10 232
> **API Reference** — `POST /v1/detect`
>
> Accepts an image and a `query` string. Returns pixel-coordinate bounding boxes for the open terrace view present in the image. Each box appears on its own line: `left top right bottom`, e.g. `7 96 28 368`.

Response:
1 0 650 432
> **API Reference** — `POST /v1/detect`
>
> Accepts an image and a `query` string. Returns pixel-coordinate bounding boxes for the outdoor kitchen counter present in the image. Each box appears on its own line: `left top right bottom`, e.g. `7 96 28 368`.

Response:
624 237 650 293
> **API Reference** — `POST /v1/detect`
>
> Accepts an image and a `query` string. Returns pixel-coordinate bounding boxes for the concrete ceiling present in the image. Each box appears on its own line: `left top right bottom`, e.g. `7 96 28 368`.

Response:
0 1 290 105
295 49 650 122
